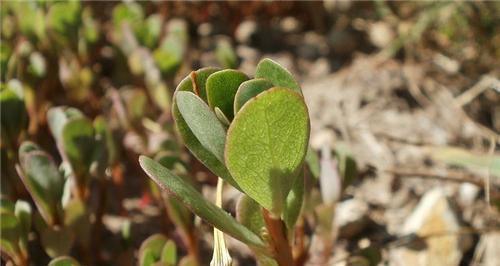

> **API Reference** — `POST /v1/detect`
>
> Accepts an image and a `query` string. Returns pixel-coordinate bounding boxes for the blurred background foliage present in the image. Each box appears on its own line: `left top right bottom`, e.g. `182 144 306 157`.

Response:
1 1 499 265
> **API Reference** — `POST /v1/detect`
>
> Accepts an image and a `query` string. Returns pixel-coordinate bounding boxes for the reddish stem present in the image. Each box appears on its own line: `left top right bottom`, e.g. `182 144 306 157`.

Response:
262 209 295 266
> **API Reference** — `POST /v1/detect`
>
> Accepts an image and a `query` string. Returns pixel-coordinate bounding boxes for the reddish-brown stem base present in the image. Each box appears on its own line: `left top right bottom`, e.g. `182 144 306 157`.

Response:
262 209 295 266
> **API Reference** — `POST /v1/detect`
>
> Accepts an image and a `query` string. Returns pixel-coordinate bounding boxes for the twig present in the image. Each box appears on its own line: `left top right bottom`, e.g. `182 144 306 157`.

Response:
486 137 496 209
455 75 499 107
383 168 500 200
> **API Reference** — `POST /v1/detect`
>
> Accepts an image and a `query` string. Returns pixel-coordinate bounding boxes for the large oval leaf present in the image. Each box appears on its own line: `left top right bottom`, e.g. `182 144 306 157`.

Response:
225 88 309 215
233 78 273 114
255 58 301 94
139 156 266 253
206 69 248 120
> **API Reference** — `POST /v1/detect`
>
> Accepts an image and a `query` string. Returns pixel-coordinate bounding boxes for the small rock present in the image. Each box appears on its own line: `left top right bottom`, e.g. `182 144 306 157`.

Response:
197 22 213 37
482 232 500 266
335 198 369 239
458 183 480 206
235 20 257 44
433 53 460 74
369 22 394 49
297 31 329 60
390 188 466 266
310 129 335 150
237 45 260 74
308 58 331 78
280 16 301 33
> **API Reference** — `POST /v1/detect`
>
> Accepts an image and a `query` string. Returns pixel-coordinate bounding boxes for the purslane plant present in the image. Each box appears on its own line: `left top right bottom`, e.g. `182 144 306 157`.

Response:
139 58 310 265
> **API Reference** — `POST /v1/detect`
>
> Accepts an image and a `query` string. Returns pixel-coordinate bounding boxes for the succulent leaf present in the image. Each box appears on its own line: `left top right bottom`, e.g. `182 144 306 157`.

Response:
48 256 81 266
255 58 301 94
225 88 310 215
139 156 266 252
233 78 273 114
206 69 248 120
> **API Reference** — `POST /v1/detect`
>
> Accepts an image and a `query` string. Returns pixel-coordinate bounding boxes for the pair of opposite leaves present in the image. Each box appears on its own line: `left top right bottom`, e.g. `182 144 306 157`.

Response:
140 58 309 249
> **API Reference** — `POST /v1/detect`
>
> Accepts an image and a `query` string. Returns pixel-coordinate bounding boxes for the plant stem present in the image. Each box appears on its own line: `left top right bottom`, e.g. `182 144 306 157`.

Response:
262 209 294 266
293 218 308 266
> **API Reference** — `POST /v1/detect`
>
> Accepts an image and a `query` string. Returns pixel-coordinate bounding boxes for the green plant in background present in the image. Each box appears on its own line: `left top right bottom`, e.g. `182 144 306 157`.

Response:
138 234 177 266
0 199 31 266
0 80 29 198
140 58 310 265
47 107 104 200
48 256 81 266
15 141 89 259
2 105 112 263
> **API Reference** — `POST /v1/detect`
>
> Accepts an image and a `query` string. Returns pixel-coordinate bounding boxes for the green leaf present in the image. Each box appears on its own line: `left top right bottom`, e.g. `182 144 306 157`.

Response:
215 107 231 127
64 199 90 246
18 142 64 226
0 80 28 146
173 91 239 189
235 196 278 266
160 240 177 265
138 14 162 48
305 146 320 179
139 156 266 252
140 249 156 266
14 200 31 240
283 171 304 230
61 117 96 184
236 195 265 237
0 212 22 262
206 69 248 120
112 2 144 30
48 256 81 266
335 144 357 187
215 38 238 69
225 88 310 215
176 91 226 162
153 20 188 75
139 234 167 265
255 58 301 94
175 67 220 102
47 107 84 144
153 36 183 75
164 196 193 239
233 78 273 114
0 198 15 213
47 1 81 37
39 225 74 258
